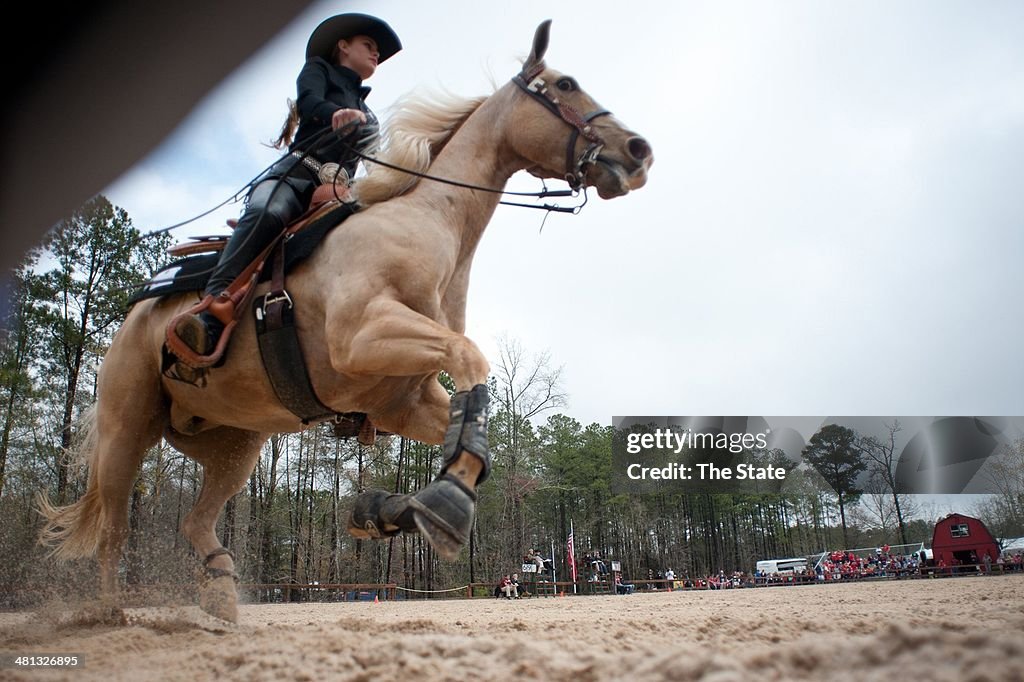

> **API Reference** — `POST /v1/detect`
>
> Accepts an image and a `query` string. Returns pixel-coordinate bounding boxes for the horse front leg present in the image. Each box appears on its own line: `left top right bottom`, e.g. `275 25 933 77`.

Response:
333 299 490 560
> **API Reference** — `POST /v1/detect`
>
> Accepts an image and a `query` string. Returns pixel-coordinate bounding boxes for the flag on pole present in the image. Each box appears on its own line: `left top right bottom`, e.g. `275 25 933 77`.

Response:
567 524 578 583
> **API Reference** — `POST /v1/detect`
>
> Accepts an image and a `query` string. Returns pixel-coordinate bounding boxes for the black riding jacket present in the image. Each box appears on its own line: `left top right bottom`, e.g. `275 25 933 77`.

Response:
281 59 379 182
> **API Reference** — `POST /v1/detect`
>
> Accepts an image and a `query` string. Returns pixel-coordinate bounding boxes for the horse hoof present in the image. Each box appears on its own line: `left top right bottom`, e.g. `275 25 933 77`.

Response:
409 475 476 561
199 575 238 623
347 489 415 539
346 478 476 559
413 512 466 561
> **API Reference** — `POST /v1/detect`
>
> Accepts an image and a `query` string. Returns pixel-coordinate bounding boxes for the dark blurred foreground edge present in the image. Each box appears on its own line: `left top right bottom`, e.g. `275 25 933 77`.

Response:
0 1 315 286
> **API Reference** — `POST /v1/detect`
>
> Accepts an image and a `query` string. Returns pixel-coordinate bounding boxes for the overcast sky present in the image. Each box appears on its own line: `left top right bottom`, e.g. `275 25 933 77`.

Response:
102 1 1024 515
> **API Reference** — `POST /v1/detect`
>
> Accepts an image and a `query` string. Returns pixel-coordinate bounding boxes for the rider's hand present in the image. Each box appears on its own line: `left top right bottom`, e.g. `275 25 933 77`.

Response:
332 108 367 130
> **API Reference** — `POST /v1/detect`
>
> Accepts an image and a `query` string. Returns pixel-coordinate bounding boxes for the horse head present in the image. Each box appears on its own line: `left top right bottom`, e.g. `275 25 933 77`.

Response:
509 20 653 199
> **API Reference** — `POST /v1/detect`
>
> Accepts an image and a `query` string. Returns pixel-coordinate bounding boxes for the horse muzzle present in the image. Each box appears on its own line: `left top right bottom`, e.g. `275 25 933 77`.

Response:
592 136 653 199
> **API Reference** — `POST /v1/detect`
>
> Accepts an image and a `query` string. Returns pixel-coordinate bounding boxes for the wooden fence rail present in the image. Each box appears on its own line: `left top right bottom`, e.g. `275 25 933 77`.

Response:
241 583 397 602
2 562 1020 610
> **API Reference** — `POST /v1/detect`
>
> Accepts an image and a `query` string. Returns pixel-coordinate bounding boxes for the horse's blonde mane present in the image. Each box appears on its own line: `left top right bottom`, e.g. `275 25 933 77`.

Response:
354 89 490 206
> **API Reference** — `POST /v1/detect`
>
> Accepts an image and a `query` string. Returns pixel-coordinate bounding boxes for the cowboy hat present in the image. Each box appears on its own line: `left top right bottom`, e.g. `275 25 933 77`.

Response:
306 13 402 63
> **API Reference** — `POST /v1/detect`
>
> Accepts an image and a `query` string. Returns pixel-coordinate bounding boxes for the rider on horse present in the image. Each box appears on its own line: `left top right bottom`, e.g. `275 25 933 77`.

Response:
172 13 401 370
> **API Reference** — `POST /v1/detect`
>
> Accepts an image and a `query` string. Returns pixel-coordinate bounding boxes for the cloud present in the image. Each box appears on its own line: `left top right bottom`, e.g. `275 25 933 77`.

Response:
105 167 244 240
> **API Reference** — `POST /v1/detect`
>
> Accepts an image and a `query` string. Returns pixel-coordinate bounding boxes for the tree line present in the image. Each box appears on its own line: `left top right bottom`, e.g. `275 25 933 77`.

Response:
1 197 1022 606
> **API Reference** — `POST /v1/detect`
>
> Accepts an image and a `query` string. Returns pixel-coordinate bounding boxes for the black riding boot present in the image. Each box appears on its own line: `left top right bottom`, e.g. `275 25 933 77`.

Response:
175 178 306 357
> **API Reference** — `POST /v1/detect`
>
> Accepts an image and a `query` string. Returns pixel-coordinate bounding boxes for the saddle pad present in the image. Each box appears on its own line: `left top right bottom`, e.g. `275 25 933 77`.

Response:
128 202 355 306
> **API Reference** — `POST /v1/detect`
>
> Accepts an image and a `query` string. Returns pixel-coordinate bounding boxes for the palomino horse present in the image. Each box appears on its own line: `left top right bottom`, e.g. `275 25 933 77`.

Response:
38 21 652 622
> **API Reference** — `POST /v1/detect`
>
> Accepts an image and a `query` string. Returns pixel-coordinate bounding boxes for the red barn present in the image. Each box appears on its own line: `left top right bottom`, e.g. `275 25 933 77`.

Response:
931 513 1000 566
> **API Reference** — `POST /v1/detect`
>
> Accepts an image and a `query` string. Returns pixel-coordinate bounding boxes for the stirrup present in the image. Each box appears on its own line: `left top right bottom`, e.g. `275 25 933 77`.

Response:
167 220 292 369
166 294 243 369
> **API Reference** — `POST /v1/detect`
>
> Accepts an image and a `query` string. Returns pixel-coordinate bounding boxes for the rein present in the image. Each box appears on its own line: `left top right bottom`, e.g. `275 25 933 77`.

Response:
338 140 585 214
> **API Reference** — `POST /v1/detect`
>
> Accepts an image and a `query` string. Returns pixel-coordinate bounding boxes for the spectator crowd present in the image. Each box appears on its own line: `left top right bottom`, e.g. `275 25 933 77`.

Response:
495 546 1024 600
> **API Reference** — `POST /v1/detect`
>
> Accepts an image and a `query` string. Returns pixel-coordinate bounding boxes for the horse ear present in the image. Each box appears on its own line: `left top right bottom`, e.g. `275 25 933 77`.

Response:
524 20 551 71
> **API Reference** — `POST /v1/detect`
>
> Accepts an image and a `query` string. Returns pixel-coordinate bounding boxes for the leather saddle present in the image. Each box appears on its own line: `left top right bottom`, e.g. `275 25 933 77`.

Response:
164 183 351 368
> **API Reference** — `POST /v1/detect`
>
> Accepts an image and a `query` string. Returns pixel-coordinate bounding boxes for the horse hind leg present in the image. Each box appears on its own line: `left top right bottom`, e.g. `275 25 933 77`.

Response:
166 426 266 623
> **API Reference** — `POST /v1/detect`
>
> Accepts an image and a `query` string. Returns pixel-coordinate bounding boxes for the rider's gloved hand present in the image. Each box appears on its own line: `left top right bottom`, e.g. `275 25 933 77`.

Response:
332 108 366 131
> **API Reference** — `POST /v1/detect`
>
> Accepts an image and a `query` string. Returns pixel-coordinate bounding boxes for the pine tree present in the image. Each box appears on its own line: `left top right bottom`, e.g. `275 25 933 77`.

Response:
802 424 866 549
37 195 170 501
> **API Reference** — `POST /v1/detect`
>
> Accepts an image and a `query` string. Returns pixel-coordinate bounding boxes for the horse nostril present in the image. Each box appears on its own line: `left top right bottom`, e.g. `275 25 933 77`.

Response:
627 136 652 162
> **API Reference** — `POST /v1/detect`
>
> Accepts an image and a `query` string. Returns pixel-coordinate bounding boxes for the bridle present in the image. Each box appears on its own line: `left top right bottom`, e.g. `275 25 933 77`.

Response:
512 62 612 190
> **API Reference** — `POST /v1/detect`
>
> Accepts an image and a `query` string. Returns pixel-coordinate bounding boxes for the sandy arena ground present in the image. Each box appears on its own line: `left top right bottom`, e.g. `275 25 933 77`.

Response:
1 574 1022 681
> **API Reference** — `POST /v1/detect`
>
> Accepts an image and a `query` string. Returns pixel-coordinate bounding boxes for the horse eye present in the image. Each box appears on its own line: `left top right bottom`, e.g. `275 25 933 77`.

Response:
556 77 577 92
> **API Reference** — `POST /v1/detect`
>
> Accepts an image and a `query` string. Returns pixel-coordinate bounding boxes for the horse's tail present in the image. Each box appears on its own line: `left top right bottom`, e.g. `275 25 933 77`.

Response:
36 404 105 559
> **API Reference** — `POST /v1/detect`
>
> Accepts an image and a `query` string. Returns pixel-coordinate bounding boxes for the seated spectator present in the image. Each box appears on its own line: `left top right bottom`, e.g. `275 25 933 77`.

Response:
498 574 519 599
528 549 548 575
615 574 635 595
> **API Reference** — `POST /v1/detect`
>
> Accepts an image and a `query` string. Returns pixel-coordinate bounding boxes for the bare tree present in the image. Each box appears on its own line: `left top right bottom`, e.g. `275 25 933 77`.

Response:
857 420 910 543
490 335 566 566
978 438 1024 537
852 470 920 541
493 335 567 433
